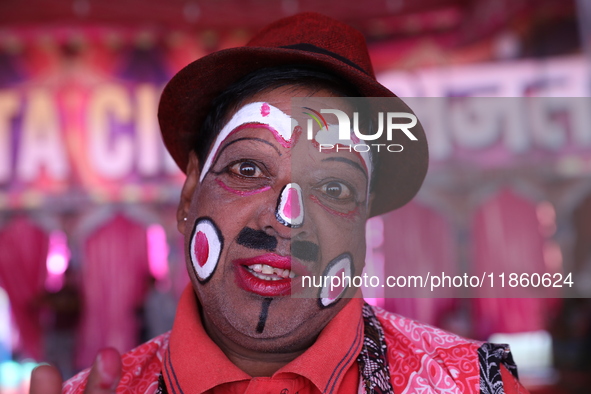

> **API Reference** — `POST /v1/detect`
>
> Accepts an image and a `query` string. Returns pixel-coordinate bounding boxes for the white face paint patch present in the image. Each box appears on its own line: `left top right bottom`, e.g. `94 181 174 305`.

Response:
200 102 298 183
276 183 304 228
190 218 223 282
319 253 353 307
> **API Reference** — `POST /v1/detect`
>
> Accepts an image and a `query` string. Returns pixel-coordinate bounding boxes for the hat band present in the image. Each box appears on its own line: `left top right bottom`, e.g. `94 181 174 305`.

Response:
279 43 369 75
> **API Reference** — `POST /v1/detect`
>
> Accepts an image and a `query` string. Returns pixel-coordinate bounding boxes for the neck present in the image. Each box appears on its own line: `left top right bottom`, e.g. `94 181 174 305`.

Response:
201 310 312 376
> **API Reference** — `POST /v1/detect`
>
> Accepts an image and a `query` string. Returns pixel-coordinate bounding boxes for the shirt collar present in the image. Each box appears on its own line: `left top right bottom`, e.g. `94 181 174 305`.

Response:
164 285 363 394
276 296 364 393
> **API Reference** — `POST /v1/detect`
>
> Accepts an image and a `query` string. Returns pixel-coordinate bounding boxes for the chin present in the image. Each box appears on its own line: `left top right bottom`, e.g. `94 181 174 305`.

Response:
219 296 343 353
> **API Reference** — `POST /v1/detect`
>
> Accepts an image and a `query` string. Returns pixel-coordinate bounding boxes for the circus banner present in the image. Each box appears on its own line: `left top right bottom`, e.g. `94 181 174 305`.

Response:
1 27 590 209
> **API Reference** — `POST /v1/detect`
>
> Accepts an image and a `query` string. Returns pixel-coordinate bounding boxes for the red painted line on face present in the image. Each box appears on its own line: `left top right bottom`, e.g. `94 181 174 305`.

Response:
328 268 346 299
291 125 303 146
228 123 294 148
215 179 270 196
193 231 209 267
309 194 359 220
209 123 303 181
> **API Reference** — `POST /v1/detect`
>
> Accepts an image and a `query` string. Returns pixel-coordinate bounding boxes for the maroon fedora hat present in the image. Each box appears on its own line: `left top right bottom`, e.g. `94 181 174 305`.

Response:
158 12 428 217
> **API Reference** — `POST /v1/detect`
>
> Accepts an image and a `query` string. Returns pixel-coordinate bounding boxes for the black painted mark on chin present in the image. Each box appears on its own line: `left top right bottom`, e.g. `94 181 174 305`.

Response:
256 298 273 333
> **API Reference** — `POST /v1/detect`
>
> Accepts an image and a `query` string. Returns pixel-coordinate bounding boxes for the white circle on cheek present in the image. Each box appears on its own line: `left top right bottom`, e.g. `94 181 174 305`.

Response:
189 218 223 282
319 253 353 307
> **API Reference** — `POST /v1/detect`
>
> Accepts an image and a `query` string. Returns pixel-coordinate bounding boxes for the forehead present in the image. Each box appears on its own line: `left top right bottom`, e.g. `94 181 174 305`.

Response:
199 85 370 184
242 86 352 117
217 85 358 155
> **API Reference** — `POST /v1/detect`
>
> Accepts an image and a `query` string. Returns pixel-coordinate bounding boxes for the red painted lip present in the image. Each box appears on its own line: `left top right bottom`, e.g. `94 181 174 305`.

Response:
233 254 311 297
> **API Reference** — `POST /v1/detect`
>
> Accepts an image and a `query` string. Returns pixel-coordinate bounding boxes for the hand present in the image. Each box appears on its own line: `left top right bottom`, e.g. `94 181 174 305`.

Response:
30 364 61 394
30 348 122 394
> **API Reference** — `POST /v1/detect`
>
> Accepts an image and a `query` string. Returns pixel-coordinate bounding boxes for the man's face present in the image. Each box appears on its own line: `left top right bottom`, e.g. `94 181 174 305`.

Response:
178 86 371 353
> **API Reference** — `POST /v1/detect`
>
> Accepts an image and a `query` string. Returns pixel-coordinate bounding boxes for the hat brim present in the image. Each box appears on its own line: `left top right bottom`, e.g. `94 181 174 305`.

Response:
158 46 428 217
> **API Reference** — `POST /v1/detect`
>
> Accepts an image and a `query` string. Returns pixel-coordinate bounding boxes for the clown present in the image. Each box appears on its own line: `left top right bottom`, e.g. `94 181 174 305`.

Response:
179 89 374 355
31 12 529 394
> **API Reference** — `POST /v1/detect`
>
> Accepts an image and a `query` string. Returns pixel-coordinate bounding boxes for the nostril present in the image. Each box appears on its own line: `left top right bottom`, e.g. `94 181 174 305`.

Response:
276 183 304 228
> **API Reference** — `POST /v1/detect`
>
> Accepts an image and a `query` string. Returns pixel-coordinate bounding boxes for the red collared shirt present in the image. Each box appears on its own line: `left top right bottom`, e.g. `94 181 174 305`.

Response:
65 286 361 394
163 286 362 394
63 285 529 394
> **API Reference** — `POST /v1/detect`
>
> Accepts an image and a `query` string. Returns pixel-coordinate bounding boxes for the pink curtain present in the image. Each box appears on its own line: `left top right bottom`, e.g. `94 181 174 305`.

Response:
471 188 547 339
0 217 49 360
77 214 149 368
381 202 459 327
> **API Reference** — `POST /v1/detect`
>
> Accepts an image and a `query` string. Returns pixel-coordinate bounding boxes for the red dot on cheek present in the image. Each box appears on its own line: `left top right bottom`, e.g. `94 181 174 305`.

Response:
194 231 209 267
328 268 346 299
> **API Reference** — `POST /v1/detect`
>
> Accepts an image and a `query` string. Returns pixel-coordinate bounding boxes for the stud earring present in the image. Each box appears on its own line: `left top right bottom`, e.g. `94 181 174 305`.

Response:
183 217 188 221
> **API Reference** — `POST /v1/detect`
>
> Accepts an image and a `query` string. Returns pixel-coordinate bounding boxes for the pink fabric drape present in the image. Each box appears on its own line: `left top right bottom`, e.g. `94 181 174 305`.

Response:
77 214 149 368
381 202 458 327
471 189 547 339
0 217 49 360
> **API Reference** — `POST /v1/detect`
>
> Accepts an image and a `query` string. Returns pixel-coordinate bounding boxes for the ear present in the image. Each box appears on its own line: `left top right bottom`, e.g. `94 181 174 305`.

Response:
177 151 201 234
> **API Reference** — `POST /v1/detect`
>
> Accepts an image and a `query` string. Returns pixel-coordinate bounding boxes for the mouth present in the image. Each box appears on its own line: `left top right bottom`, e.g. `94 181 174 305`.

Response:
233 254 310 297
246 264 297 280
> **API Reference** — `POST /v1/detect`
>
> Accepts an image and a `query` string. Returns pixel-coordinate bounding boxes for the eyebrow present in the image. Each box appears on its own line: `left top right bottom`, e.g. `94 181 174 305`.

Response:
321 157 368 180
211 137 282 169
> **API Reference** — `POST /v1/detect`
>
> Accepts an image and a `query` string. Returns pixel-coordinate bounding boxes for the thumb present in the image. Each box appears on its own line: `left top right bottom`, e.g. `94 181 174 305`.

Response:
84 348 122 393
30 364 62 394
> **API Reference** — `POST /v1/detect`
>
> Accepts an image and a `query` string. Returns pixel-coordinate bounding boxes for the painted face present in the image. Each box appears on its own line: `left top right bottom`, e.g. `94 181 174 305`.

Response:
178 86 371 353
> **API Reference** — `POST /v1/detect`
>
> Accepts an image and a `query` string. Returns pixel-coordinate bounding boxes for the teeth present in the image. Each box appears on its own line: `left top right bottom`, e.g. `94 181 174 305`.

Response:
251 271 283 281
261 265 274 275
247 263 295 280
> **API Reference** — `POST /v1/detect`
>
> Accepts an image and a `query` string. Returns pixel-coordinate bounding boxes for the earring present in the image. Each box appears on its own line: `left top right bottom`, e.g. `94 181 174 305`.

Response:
183 217 188 221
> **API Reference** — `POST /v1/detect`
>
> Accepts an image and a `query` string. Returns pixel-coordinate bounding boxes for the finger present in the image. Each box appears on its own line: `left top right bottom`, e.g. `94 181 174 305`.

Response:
84 348 122 393
30 364 62 394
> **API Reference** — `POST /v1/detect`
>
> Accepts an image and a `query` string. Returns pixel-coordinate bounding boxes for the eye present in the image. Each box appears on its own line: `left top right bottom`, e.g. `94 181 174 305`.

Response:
229 161 263 178
321 181 352 200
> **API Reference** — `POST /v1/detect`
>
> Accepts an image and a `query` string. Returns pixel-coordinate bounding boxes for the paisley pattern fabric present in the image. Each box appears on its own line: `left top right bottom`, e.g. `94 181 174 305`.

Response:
155 373 168 394
478 343 519 394
374 305 482 393
371 305 523 394
357 304 394 394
